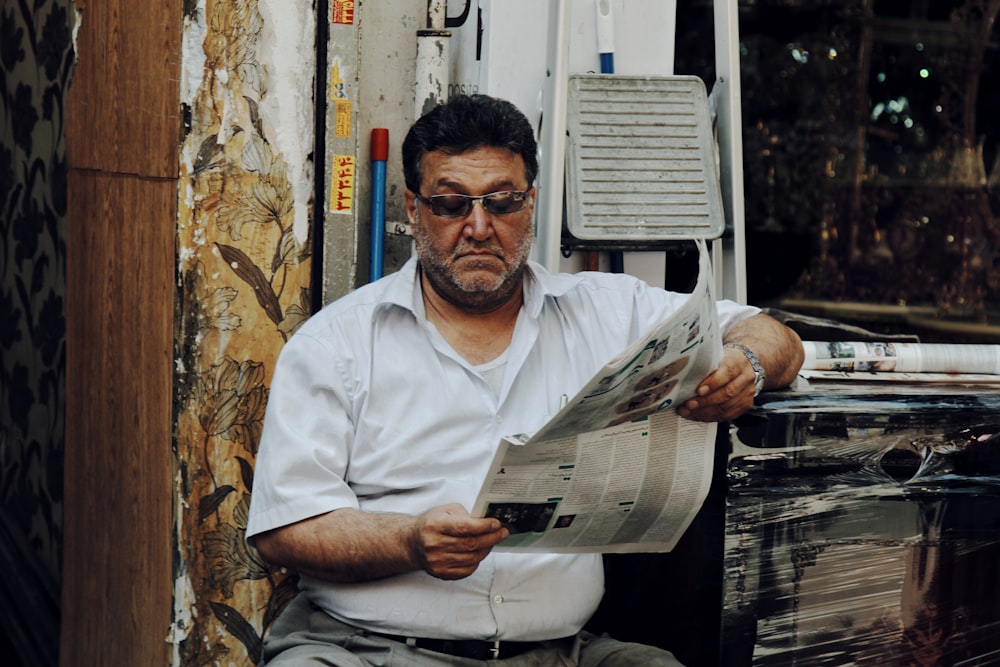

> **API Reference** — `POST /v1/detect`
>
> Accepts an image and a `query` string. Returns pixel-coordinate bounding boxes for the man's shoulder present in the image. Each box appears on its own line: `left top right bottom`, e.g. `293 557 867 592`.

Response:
297 261 418 337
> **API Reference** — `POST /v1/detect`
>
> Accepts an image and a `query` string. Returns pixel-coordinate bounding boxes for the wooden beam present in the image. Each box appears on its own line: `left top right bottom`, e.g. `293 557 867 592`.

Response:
63 0 180 663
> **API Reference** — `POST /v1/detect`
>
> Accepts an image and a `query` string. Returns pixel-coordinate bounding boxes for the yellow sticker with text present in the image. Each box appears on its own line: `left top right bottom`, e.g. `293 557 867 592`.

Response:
332 1 355 25
335 100 352 137
330 154 355 213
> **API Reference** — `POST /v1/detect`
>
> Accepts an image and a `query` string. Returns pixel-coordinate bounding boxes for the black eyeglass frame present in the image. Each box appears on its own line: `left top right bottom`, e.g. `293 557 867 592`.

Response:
414 190 532 218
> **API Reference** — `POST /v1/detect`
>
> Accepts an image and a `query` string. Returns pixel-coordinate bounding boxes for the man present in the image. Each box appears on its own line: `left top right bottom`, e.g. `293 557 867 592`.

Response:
247 94 804 666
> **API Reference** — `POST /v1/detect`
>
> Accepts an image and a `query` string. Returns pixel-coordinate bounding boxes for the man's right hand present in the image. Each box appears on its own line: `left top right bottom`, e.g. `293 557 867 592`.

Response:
252 503 508 583
412 503 509 580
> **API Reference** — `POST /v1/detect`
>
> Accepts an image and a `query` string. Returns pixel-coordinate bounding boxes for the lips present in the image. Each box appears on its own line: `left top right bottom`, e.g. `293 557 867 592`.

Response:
455 247 504 264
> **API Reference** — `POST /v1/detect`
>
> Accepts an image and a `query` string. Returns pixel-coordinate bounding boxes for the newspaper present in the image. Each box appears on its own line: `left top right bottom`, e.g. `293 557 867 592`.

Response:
471 241 721 554
800 341 1000 383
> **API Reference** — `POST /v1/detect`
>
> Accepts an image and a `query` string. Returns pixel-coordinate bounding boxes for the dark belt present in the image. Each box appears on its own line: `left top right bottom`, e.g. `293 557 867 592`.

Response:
369 632 543 660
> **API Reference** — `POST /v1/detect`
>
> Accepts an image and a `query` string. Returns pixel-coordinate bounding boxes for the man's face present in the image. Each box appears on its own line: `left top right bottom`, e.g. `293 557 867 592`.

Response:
405 146 535 313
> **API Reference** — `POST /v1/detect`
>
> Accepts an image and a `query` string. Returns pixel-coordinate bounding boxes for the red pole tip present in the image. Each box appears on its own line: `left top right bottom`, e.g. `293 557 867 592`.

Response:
371 128 389 161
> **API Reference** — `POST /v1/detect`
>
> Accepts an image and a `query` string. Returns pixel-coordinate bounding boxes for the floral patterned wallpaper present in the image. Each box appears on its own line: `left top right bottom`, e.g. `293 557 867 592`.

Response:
172 0 312 663
0 0 73 620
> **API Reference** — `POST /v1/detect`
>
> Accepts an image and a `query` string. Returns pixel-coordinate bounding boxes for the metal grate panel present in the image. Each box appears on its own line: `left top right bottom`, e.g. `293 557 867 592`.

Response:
565 74 725 241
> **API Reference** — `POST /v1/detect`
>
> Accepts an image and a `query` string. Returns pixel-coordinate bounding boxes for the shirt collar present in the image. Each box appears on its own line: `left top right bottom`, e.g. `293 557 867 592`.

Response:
377 255 584 321
377 256 423 317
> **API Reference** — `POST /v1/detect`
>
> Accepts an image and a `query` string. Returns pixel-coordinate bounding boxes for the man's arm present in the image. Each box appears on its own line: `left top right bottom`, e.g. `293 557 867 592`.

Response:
677 312 804 422
252 503 509 583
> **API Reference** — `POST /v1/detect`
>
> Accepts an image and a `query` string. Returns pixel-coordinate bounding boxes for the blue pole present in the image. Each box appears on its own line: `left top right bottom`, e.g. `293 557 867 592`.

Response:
370 128 389 282
599 51 614 75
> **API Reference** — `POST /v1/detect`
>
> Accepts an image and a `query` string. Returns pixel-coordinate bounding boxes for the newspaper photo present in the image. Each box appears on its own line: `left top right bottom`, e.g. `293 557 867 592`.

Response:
471 241 722 553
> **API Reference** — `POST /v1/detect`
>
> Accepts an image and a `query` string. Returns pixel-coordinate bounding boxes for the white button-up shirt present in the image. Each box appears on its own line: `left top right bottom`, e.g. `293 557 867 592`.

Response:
247 256 758 641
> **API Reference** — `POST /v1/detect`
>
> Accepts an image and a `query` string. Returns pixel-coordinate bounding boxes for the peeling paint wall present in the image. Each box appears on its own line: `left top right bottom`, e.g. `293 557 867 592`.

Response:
173 0 313 662
321 0 425 303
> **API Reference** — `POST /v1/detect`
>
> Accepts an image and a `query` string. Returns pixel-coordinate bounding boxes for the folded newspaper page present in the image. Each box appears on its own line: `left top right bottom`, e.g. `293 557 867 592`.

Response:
800 341 1000 383
471 241 721 553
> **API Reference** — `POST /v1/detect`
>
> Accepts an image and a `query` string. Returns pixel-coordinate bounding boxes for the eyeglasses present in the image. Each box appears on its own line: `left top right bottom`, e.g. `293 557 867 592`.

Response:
415 190 531 218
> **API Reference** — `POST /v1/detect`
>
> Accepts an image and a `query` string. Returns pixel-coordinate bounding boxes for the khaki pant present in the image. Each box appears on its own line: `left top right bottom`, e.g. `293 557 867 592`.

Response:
262 594 685 667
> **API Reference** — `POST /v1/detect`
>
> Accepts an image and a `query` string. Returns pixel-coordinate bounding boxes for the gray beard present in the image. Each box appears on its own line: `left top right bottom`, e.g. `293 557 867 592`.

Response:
418 257 527 314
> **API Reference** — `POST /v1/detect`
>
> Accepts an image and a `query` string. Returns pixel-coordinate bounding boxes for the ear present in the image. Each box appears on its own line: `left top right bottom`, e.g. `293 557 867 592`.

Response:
405 189 419 225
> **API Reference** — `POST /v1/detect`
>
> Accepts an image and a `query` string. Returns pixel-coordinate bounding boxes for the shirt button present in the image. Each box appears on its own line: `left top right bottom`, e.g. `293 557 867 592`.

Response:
495 415 503 423
493 595 504 603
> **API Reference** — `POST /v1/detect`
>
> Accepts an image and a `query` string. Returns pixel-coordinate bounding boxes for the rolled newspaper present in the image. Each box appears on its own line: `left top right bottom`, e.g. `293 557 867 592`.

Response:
802 341 1000 375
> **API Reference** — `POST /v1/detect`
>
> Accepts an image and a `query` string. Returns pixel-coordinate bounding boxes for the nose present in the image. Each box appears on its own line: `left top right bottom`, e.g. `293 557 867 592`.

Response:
463 200 493 240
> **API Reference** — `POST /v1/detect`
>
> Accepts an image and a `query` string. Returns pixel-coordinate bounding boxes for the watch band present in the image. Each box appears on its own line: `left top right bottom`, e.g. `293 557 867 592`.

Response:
724 342 766 396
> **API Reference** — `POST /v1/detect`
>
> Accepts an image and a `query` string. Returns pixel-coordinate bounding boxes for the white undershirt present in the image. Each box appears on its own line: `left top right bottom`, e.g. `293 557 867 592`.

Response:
474 347 509 397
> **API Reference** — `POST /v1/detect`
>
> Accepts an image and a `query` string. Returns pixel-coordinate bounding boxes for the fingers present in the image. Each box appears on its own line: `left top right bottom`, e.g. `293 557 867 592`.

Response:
414 504 509 580
677 349 755 422
679 388 753 422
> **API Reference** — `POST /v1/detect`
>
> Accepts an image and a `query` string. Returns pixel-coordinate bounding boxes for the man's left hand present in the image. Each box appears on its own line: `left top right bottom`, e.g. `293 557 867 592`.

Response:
676 345 756 422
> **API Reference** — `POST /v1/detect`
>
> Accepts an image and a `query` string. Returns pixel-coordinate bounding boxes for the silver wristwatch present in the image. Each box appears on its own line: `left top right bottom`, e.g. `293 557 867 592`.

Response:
725 343 765 396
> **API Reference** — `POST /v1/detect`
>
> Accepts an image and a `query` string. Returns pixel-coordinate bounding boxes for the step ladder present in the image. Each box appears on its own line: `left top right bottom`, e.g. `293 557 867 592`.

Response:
535 0 748 303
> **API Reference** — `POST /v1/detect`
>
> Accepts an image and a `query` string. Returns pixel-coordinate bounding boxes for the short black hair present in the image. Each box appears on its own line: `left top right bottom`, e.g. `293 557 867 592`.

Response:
402 94 538 193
